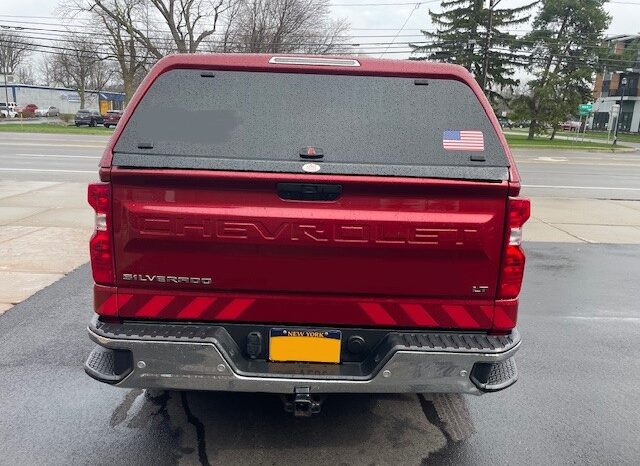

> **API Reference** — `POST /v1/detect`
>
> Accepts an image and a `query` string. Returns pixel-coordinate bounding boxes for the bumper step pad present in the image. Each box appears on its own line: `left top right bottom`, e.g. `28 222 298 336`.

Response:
84 345 132 384
470 357 518 391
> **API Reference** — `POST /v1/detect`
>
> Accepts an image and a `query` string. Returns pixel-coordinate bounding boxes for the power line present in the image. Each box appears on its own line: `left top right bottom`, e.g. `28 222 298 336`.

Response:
0 38 415 59
0 14 540 33
0 22 451 40
0 19 556 46
6 24 628 54
379 2 422 57
4 36 639 68
5 28 638 61
331 0 439 5
0 33 429 50
3 16 633 41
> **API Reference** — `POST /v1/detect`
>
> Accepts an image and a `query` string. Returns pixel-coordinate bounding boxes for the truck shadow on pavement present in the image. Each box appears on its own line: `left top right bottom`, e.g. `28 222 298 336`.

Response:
111 388 476 466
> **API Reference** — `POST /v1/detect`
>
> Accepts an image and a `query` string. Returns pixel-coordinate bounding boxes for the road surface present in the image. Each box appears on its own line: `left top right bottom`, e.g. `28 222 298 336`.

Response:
1 133 640 199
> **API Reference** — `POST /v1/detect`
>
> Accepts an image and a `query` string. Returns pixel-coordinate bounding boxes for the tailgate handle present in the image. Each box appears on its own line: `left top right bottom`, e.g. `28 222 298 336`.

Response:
277 183 342 201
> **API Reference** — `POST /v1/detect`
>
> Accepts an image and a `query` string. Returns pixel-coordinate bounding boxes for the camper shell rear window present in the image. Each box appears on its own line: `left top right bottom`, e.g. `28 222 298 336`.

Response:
112 69 509 180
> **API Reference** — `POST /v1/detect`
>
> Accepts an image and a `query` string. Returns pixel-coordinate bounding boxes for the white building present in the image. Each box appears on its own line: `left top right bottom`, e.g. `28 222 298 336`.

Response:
0 80 125 114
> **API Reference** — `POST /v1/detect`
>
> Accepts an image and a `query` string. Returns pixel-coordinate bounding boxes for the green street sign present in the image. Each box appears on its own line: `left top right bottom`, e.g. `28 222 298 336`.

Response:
578 103 593 116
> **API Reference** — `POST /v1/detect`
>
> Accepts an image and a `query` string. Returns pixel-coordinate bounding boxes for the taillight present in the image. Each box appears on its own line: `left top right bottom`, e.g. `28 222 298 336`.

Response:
497 197 530 299
88 183 114 286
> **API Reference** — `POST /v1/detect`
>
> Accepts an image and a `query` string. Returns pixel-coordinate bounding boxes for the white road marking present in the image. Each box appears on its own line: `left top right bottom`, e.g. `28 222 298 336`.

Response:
0 142 104 148
0 167 95 173
519 161 640 167
9 153 99 159
563 316 640 322
535 156 568 162
522 184 640 191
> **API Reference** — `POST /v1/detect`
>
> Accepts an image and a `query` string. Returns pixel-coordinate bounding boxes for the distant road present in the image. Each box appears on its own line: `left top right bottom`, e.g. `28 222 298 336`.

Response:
515 148 640 200
1 132 639 200
0 132 105 182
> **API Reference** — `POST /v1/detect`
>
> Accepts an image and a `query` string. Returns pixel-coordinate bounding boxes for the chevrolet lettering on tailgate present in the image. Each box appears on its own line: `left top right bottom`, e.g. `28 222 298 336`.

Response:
133 217 482 248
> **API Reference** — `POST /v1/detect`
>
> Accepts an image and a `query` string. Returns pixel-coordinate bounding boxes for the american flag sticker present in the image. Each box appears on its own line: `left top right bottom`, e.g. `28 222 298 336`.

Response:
442 130 485 151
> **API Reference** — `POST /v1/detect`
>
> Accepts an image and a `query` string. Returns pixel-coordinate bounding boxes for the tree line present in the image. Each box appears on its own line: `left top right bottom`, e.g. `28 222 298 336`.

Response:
1 0 637 138
412 0 636 139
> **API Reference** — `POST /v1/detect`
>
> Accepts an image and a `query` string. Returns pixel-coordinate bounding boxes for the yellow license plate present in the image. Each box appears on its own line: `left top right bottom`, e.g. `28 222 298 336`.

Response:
269 328 341 363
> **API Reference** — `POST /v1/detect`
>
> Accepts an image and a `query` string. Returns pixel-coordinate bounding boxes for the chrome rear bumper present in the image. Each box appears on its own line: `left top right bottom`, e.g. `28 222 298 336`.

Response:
86 316 520 395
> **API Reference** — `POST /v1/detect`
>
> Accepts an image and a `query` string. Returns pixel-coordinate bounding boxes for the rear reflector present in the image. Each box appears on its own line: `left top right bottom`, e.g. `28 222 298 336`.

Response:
88 183 115 286
94 285 118 317
493 300 519 331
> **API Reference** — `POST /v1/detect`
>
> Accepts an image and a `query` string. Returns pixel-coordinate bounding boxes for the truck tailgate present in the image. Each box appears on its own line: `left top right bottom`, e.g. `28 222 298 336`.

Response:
110 169 507 327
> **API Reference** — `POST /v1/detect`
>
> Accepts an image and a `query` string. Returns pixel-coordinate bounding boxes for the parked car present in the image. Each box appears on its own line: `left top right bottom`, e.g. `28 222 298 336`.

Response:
498 116 512 128
19 103 38 114
75 109 104 127
103 110 123 128
35 106 60 117
561 120 581 131
0 102 18 118
84 54 530 417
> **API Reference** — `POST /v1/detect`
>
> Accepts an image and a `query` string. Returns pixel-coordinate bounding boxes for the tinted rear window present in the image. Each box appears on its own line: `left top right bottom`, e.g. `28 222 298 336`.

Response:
113 69 509 180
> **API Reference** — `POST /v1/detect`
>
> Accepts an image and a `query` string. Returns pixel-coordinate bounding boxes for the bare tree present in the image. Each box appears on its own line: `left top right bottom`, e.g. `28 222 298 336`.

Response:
52 35 104 107
37 55 56 86
300 18 350 54
224 0 349 53
94 3 151 102
0 31 33 76
15 63 36 85
216 0 244 52
89 58 116 91
67 0 232 58
64 0 350 59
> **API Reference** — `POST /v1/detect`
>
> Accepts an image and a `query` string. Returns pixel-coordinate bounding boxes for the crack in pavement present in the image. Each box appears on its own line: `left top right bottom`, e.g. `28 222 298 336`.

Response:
181 392 211 466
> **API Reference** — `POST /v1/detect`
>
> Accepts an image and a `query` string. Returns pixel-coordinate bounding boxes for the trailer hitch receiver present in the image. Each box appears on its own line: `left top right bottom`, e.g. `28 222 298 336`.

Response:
283 387 323 417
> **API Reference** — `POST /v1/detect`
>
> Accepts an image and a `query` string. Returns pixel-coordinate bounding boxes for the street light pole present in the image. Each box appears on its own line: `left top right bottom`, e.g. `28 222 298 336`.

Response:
613 76 628 145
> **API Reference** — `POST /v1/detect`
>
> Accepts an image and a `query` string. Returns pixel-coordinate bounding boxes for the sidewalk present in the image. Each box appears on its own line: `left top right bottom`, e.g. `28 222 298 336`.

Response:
1 181 639 315
0 181 92 315
527 197 640 243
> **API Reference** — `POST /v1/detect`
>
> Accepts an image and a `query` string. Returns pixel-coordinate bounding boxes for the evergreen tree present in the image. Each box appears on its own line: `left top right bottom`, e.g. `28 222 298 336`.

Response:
514 0 610 139
411 0 537 100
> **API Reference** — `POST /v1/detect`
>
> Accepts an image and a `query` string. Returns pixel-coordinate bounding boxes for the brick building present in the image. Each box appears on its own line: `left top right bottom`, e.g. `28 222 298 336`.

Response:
591 34 640 133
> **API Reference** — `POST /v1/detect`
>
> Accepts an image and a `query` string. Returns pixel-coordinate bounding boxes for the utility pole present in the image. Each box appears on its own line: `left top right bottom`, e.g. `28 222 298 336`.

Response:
2 65 9 107
481 0 503 93
613 76 628 145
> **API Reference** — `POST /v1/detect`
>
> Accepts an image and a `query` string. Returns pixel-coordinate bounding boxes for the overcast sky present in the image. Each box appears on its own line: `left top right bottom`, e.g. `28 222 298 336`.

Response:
1 0 638 59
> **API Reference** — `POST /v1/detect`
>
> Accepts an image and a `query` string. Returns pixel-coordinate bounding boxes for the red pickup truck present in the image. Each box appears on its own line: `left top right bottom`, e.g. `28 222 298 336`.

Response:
85 54 529 416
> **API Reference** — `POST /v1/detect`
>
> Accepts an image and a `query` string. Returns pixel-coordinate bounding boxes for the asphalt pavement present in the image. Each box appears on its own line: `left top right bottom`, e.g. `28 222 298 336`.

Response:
1 133 640 199
0 242 639 465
